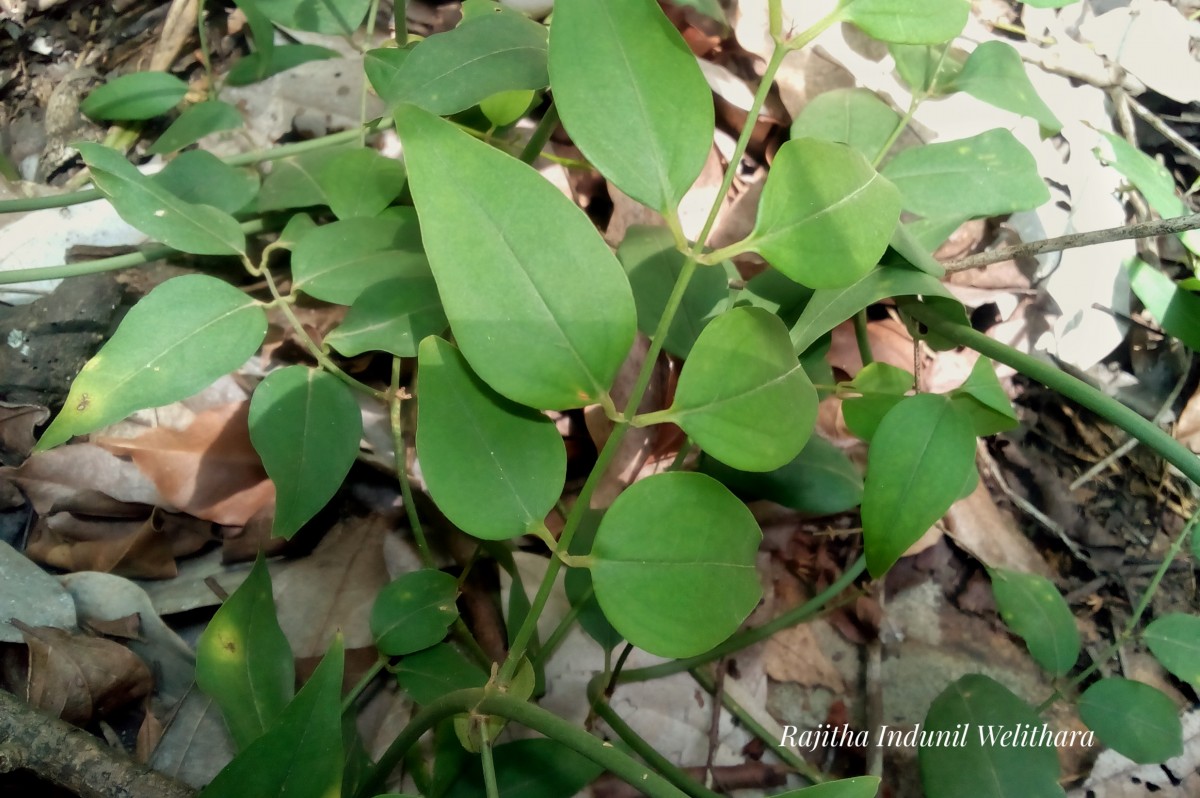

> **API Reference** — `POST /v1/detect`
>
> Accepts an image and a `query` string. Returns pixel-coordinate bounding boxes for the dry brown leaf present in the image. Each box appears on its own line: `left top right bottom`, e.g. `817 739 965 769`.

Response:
764 622 846 692
0 401 50 463
13 619 153 725
3 443 164 517
944 481 1055 577
273 516 389 667
95 402 275 527
136 705 165 764
1174 387 1200 454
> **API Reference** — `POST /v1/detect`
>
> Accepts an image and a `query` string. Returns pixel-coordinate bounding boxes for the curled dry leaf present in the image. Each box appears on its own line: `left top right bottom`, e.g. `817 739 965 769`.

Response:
94 401 275 527
2 442 164 517
12 619 153 725
0 401 50 463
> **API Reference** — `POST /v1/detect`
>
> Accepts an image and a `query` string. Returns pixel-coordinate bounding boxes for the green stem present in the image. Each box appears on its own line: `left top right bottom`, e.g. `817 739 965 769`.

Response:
853 310 874 366
531 590 586 672
481 736 500 798
518 103 560 165
390 357 433 568
1035 514 1197 713
356 689 689 798
197 0 215 99
872 93 920 169
360 0 383 143
342 655 387 714
0 218 270 285
586 674 721 798
901 300 1200 486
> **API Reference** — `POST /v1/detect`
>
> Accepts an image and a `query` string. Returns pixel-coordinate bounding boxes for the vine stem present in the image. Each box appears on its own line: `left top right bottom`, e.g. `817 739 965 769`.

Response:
356 688 689 798
390 357 433 568
480 736 500 798
900 299 1200 486
1035 514 1197 713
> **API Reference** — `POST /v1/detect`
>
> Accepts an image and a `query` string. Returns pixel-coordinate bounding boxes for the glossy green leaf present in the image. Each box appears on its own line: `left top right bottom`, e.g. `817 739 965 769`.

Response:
249 366 362 539
416 337 566 540
990 569 1079 675
152 150 259 214
920 675 1065 798
199 637 344 798
617 225 726 358
275 213 317 250
772 777 882 798
652 307 818 471
252 0 369 34
889 44 964 95
889 222 947 277
740 268 813 328
316 148 406 220
839 0 970 44
258 149 344 211
952 42 1061 133
368 12 547 114
445 739 605 798
881 129 1050 221
840 362 912 442
549 0 713 212
588 472 762 658
234 0 276 73
77 142 245 256
861 394 977 577
325 275 446 358
699 435 863 516
371 570 459 656
950 356 1019 436
790 264 954 354
291 213 429 305
81 71 188 121
394 643 487 705
226 44 340 86
149 100 244 154
196 557 294 751
396 104 636 410
1078 678 1183 764
747 138 901 289
480 89 536 128
1127 259 1200 351
790 88 901 162
37 275 267 450
1097 133 1200 255
1144 614 1200 688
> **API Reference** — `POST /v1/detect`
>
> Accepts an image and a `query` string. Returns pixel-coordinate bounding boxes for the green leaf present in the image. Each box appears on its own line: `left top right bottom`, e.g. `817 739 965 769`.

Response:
672 0 727 27
368 12 548 115
839 0 970 44
480 89 536 128
881 129 1050 221
920 675 1065 798
771 777 882 798
790 88 901 162
739 268 813 328
258 149 344 211
149 100 244 154
1097 133 1200 255
445 739 605 798
454 658 534 752
840 362 912 442
152 150 259 214
196 556 294 751
747 138 901 289
325 275 446 358
199 637 344 798
274 213 317 250
588 472 762 658
1144 614 1200 689
990 569 1079 675
1127 259 1200 351
291 213 429 305
950 356 1019 436
951 42 1061 133
396 104 636 410
650 307 817 471
252 0 369 34
226 44 340 86
394 643 487 706
889 44 964 95
861 394 976 577
249 366 362 539
1078 678 1183 764
316 148 407 220
699 435 863 516
549 0 713 212
37 275 266 450
80 71 188 121
371 570 460 656
77 142 245 256
416 337 566 540
564 567 623 651
617 225 726 358
790 264 954 354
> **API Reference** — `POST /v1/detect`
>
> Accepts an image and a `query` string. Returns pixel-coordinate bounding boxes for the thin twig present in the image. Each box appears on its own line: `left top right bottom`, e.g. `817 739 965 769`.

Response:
942 212 1200 272
1124 94 1200 171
